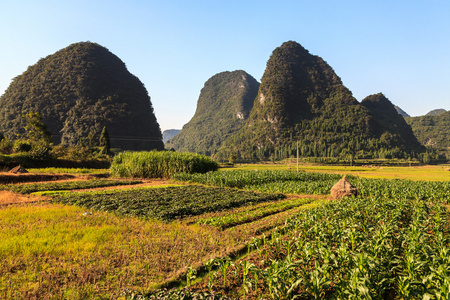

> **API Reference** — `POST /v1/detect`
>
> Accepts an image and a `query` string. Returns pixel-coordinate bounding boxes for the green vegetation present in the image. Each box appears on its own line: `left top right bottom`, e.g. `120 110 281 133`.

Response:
214 41 423 161
174 169 341 189
166 70 259 156
0 179 141 194
0 42 163 151
2 165 449 299
196 197 317 230
406 110 450 154
51 185 285 222
178 196 450 299
0 202 264 299
28 167 109 174
110 151 219 179
361 93 422 152
99 126 111 155
234 163 450 181
426 108 447 116
175 170 450 201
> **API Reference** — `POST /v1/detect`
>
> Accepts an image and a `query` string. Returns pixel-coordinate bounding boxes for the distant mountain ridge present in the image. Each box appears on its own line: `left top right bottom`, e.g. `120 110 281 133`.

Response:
426 109 447 116
0 42 164 151
163 129 181 143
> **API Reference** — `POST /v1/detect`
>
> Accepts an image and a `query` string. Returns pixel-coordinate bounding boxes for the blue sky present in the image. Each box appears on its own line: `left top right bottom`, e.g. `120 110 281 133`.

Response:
1 1 449 131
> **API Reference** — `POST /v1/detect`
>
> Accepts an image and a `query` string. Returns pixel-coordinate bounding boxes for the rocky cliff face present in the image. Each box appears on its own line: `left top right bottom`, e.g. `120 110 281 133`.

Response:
394 105 410 117
0 42 164 151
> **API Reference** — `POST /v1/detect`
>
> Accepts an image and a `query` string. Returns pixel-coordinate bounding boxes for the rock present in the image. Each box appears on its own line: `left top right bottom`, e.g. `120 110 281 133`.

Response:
9 165 28 174
331 175 358 199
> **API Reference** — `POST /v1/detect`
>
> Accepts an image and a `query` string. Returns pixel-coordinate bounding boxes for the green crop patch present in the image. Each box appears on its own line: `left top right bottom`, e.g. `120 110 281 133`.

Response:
51 185 285 222
197 197 316 230
175 170 450 202
0 179 142 194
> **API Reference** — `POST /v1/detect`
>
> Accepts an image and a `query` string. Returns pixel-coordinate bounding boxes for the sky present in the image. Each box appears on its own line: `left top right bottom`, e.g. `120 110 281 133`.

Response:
0 0 449 131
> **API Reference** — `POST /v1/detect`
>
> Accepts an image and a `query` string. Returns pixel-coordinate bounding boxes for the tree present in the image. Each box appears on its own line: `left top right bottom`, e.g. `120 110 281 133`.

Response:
21 112 52 143
99 126 110 155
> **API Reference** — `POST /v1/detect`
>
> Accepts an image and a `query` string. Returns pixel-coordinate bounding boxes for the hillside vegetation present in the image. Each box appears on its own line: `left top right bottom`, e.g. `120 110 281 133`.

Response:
166 70 259 155
215 41 422 161
406 110 450 150
361 93 422 152
0 42 164 151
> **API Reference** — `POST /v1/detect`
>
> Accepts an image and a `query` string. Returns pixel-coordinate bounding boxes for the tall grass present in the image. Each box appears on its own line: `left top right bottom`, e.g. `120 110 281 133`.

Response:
110 151 218 179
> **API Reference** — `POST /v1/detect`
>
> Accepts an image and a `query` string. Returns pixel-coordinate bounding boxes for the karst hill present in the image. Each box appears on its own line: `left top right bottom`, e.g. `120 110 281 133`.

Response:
165 70 259 155
361 93 422 152
406 110 450 150
0 42 164 151
210 41 423 160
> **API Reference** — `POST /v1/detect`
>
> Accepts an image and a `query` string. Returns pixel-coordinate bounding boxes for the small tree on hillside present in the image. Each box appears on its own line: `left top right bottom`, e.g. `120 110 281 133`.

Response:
21 112 52 143
99 126 110 155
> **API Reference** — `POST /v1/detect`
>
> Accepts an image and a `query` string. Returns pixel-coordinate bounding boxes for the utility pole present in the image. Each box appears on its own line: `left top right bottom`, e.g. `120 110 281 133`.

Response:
296 140 299 172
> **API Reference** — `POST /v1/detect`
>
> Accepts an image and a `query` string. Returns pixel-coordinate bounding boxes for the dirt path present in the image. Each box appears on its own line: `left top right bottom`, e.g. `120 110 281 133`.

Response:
0 191 49 206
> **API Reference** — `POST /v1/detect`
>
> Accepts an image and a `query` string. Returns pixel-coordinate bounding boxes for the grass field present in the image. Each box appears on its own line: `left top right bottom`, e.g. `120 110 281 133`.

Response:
1 163 449 299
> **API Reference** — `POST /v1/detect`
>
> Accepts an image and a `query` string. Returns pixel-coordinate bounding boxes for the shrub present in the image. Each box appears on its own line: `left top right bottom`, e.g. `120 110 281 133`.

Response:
13 140 32 153
29 143 51 161
110 151 219 178
0 138 14 154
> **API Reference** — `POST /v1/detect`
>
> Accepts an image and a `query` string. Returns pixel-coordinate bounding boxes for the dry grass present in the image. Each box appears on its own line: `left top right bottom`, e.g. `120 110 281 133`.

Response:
0 194 310 299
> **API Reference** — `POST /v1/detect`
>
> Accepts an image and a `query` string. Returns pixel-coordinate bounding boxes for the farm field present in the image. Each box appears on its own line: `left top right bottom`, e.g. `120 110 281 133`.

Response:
0 165 449 299
234 163 450 181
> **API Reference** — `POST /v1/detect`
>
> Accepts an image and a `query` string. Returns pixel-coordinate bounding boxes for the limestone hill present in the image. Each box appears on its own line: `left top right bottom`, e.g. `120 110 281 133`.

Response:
165 70 259 155
0 42 164 150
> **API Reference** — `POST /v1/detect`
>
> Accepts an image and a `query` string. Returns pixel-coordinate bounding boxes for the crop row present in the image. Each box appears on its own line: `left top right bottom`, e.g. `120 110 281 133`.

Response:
174 170 450 202
174 170 342 189
197 198 316 230
0 179 142 194
51 186 286 222
171 195 449 299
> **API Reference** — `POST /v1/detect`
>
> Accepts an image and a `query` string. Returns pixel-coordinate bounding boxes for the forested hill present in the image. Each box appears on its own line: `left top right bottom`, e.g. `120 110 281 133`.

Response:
405 110 450 150
0 42 164 151
361 93 422 152
215 41 421 161
165 70 259 155
425 109 447 116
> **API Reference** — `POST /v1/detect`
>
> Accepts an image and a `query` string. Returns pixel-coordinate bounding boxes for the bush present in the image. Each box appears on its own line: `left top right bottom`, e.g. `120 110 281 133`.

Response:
0 138 13 154
13 140 32 153
110 151 219 179
29 143 51 161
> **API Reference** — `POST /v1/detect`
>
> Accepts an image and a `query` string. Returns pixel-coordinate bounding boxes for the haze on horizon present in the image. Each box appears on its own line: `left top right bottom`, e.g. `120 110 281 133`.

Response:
0 0 449 131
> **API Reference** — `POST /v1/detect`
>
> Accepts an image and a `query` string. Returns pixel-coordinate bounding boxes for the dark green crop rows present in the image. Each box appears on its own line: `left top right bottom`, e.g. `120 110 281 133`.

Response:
51 186 285 222
0 179 142 194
